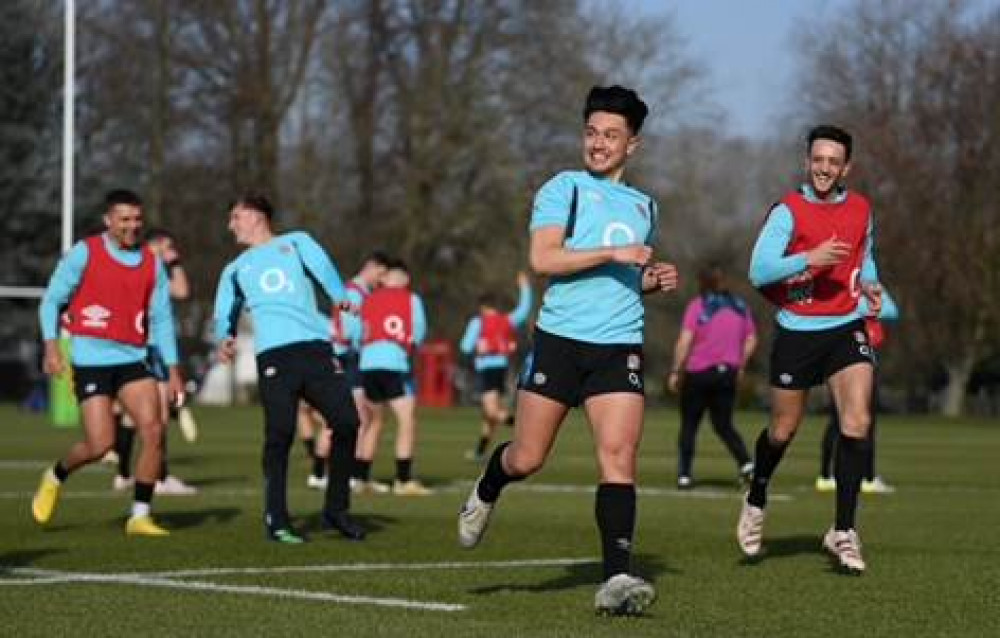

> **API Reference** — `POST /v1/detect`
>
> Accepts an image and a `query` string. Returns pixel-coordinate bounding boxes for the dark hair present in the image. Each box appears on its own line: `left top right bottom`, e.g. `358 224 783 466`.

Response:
584 85 649 134
386 257 409 275
145 227 175 243
105 189 142 211
807 125 853 161
363 250 391 268
697 263 726 295
231 192 275 220
477 292 499 308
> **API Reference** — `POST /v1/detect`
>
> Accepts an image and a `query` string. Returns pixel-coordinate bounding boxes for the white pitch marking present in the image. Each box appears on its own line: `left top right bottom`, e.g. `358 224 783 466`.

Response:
2 568 465 612
142 557 598 578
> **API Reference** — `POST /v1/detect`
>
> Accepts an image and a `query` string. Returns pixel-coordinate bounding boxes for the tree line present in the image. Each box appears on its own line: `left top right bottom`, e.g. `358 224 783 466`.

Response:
1 0 997 415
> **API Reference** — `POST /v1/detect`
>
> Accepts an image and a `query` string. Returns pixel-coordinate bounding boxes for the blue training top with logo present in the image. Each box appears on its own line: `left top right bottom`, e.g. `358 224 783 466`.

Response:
213 231 348 355
530 170 658 345
39 234 178 367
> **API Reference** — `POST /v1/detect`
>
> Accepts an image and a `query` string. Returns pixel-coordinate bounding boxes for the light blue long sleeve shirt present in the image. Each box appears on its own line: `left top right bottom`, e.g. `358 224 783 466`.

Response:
459 282 533 371
749 185 881 330
359 293 428 373
213 231 347 355
39 234 178 366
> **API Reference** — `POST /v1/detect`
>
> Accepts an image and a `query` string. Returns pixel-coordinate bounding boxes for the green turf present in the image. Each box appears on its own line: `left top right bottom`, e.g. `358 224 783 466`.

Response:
1 404 998 637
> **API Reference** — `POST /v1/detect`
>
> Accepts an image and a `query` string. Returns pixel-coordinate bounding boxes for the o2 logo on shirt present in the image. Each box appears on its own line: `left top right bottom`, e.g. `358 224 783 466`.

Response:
602 222 636 246
259 268 295 294
384 315 408 342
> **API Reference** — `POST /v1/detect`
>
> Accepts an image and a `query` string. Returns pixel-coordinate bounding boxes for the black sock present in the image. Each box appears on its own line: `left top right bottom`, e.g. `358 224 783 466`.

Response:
835 434 870 530
747 429 790 508
159 432 169 481
354 459 372 482
303 438 316 460
53 460 69 482
503 414 515 426
864 421 877 481
474 436 489 457
396 458 412 483
596 483 636 581
115 422 135 479
476 442 524 503
820 419 839 479
312 455 327 479
134 481 155 504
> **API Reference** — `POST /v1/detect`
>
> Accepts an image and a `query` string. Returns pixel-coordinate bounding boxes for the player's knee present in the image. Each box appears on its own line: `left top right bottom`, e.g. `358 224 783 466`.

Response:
504 449 543 477
839 411 871 438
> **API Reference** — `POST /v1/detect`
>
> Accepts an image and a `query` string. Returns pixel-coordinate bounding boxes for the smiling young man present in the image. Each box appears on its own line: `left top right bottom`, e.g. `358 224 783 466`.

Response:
33 189 183 536
458 85 678 616
737 125 885 573
212 194 365 543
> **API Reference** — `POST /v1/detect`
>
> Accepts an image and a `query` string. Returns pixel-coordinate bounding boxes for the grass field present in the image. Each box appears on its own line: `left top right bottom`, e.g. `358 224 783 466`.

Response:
1 403 998 637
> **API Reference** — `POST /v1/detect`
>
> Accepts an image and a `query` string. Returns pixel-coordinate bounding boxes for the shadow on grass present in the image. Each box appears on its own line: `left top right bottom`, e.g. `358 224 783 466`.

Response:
0 548 65 572
737 534 822 567
468 552 677 595
153 507 243 529
299 512 399 537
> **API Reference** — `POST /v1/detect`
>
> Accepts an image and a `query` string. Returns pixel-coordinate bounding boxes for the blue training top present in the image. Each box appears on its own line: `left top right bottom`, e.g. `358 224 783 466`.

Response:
459 281 533 371
530 170 658 345
749 184 881 331
39 234 178 367
213 231 347 355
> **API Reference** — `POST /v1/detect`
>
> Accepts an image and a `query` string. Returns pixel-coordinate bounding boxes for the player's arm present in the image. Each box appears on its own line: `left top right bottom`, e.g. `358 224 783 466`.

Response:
749 205 852 287
639 199 678 295
858 217 884 316
212 263 243 363
530 227 650 276
459 318 480 356
38 242 89 375
411 295 428 346
529 174 650 276
506 273 533 328
148 265 184 403
294 232 348 305
667 329 694 393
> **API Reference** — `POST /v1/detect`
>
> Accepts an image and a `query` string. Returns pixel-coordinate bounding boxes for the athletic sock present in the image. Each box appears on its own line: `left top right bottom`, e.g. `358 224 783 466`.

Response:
53 461 69 482
354 459 372 482
115 420 135 479
596 483 636 581
312 455 327 479
159 432 169 481
395 458 412 483
747 429 790 508
132 481 155 517
474 436 489 457
835 434 870 530
476 442 523 503
820 420 838 479
303 438 316 461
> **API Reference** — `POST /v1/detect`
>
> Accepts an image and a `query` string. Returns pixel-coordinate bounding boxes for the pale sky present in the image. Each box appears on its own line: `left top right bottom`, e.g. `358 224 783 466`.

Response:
652 0 998 138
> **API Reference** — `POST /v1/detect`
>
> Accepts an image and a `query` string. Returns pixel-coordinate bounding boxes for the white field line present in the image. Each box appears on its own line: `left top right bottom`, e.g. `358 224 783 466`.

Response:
1 567 465 612
141 557 598 579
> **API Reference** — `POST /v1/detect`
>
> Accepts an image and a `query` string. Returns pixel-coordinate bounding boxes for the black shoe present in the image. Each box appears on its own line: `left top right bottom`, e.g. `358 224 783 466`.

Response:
322 511 366 541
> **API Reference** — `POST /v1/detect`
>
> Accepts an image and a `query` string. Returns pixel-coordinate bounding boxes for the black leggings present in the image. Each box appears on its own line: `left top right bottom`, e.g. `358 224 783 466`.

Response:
677 366 751 478
257 341 360 530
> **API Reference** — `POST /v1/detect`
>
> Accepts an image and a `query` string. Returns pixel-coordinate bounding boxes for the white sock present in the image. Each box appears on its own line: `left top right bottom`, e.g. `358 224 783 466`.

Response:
131 502 151 518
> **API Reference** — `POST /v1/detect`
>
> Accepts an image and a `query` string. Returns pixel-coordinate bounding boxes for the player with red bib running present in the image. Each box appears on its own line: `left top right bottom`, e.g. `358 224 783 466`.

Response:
737 125 886 574
458 271 533 462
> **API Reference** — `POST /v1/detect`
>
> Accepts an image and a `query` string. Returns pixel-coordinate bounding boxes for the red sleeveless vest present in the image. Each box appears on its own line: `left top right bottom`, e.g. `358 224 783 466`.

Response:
760 190 870 315
63 235 157 346
362 287 414 349
477 312 516 356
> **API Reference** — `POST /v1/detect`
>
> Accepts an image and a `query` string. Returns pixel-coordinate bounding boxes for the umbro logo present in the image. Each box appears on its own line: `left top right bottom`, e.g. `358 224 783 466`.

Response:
264 366 278 377
779 373 793 385
533 372 547 385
